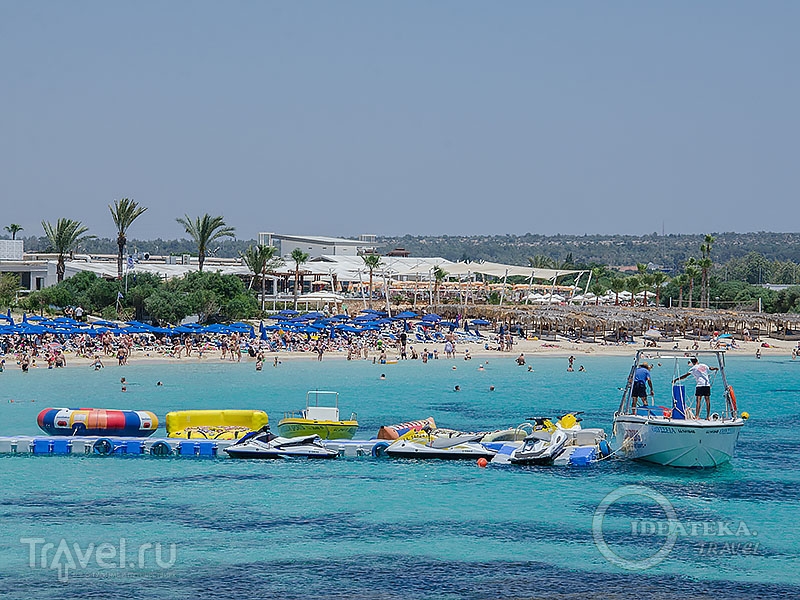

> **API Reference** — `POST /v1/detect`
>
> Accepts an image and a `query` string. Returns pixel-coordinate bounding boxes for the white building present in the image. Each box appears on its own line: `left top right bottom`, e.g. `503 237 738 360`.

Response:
257 233 373 259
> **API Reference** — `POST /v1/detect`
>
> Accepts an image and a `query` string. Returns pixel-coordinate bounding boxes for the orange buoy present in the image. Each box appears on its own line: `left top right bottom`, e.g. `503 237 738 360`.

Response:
477 457 488 468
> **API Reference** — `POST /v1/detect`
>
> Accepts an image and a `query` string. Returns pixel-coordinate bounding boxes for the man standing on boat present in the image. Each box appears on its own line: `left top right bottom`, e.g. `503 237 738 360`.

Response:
674 357 718 419
631 362 654 410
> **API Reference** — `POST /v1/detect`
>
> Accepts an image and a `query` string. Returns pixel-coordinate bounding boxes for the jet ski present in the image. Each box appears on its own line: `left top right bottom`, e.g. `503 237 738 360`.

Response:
385 432 496 460
508 428 569 465
223 426 338 459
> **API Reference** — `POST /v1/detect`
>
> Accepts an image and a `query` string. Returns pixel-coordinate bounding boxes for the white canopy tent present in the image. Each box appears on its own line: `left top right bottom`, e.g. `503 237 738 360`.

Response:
439 261 588 307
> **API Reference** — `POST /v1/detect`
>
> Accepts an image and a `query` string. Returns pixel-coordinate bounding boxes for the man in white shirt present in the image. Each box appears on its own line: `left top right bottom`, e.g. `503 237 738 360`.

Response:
674 357 718 419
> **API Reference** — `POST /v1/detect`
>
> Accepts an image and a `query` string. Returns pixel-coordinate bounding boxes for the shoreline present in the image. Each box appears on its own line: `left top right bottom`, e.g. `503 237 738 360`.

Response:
6 334 793 370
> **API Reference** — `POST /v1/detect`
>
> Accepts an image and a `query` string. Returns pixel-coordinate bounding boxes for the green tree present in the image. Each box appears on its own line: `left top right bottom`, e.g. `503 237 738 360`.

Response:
651 271 669 307
41 218 94 282
685 259 701 309
528 255 556 269
4 224 23 240
109 198 148 281
0 273 20 308
241 244 281 311
433 265 448 305
636 264 651 305
589 282 606 305
672 273 689 308
361 253 383 309
175 214 235 273
144 288 190 325
624 275 641 307
700 234 715 308
123 272 163 321
290 248 310 310
609 277 626 306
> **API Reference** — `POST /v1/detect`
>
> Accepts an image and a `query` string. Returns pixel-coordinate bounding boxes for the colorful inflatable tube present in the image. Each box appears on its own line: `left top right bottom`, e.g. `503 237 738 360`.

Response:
37 408 159 437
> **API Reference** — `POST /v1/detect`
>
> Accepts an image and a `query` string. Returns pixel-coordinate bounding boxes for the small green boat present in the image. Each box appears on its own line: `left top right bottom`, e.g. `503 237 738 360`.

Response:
277 391 358 440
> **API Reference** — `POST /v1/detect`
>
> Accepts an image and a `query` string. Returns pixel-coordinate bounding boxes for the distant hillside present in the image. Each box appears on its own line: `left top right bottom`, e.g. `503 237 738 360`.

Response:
375 233 800 270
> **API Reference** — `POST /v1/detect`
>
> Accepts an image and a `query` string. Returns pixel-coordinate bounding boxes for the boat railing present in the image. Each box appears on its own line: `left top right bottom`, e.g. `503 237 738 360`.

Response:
306 390 339 408
618 349 737 420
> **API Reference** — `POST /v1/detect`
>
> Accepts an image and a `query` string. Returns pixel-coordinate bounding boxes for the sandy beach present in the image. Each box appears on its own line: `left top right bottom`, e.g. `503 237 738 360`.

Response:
15 333 790 371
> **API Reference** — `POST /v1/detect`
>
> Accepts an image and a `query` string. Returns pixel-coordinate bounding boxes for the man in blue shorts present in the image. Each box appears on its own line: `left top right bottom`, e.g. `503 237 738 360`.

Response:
631 362 654 411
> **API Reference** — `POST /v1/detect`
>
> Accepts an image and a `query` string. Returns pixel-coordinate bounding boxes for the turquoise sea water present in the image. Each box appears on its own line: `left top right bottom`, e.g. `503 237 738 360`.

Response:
0 354 798 599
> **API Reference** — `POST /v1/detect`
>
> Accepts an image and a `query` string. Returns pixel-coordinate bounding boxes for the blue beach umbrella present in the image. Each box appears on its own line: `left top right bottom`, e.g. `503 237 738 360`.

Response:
422 313 442 322
394 311 419 319
91 320 118 327
471 319 490 326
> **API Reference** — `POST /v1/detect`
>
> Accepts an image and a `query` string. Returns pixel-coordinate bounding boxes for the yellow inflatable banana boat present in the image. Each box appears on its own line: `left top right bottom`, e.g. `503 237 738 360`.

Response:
166 410 268 440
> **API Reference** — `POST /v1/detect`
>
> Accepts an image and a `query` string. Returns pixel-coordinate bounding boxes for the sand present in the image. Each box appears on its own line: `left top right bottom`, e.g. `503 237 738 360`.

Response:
24 334 792 370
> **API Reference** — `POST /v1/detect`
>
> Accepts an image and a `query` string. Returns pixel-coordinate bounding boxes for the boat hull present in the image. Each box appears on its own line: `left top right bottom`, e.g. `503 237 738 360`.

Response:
612 416 744 468
224 447 338 459
385 440 496 460
277 419 358 440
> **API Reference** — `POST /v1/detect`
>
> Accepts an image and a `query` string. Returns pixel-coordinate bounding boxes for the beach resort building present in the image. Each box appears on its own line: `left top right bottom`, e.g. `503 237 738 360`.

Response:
256 233 376 259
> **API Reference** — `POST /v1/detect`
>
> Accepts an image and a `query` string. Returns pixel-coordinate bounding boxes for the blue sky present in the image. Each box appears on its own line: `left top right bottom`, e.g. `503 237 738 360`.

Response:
2 2 798 240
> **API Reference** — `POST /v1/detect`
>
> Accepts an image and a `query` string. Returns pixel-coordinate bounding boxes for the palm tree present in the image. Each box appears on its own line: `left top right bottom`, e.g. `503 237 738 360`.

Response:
685 259 701 309
290 248 309 310
700 234 715 308
624 275 641 307
528 255 556 269
175 214 235 272
433 266 448 305
673 273 688 308
241 245 282 311
4 224 23 240
589 282 606 305
109 198 147 281
651 271 669 307
41 219 93 282
636 264 650 305
361 254 383 309
609 277 626 306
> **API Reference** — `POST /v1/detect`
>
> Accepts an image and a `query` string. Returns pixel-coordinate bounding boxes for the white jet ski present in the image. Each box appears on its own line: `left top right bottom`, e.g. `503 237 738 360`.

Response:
385 433 496 460
508 429 569 465
224 427 338 459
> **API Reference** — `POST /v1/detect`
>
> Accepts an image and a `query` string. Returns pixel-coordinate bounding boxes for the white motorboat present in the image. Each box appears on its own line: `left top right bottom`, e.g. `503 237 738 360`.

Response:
611 350 746 468
223 427 338 459
385 432 496 460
